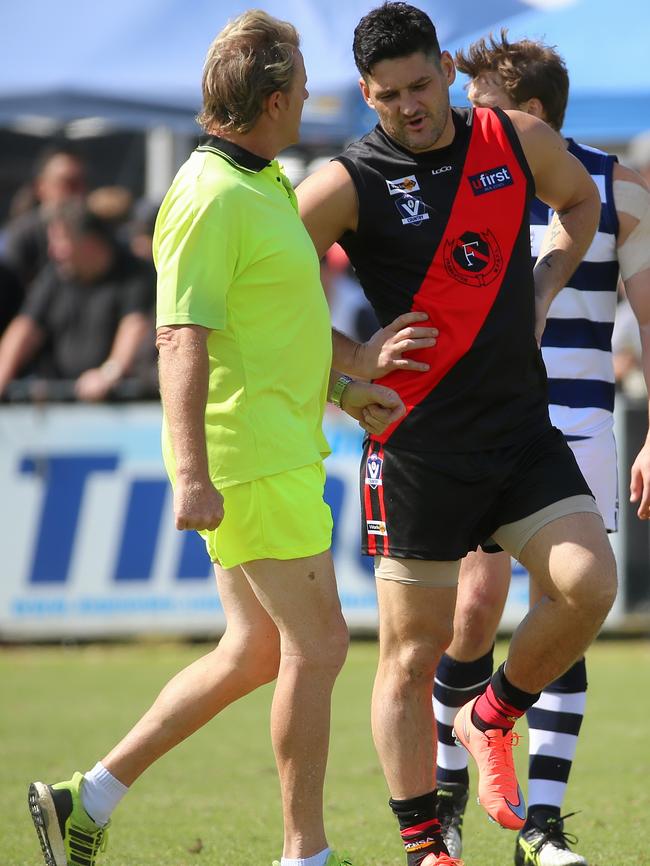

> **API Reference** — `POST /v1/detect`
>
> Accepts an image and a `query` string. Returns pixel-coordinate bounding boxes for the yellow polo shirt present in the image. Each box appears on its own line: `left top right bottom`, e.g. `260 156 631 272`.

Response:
154 137 331 489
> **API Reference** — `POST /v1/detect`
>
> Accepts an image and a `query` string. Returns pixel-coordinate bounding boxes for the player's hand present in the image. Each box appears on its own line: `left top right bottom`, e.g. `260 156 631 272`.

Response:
174 477 224 531
356 312 437 379
74 367 115 402
630 440 650 519
340 381 405 434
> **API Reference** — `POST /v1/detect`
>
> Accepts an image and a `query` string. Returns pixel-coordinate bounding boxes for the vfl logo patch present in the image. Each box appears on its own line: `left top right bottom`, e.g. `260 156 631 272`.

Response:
395 193 429 226
365 453 383 489
386 174 420 195
367 520 387 536
468 165 514 195
443 229 503 287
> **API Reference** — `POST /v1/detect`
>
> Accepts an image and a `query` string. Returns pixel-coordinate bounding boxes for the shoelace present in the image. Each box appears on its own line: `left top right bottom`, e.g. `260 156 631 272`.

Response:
530 811 580 854
67 821 109 866
485 729 520 780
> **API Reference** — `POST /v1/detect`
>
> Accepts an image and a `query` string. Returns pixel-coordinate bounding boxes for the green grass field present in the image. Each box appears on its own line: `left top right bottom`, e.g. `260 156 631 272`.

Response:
2 639 648 866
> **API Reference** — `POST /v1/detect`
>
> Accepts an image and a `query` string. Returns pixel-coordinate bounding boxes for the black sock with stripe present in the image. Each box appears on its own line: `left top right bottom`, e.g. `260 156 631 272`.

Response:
389 790 448 865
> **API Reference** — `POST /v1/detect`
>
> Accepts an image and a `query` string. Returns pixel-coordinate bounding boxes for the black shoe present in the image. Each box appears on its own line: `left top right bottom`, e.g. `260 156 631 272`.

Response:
514 810 587 866
436 783 469 859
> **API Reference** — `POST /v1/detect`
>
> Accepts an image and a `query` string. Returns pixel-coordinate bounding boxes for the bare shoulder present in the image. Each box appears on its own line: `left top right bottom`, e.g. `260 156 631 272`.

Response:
297 159 356 208
503 110 566 171
503 109 557 144
296 160 358 255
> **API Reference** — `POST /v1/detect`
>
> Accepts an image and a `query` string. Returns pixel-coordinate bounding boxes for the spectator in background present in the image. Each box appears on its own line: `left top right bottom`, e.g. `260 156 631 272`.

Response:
120 198 161 395
87 185 134 229
0 201 153 402
0 261 24 335
124 197 160 263
322 243 379 343
3 144 87 288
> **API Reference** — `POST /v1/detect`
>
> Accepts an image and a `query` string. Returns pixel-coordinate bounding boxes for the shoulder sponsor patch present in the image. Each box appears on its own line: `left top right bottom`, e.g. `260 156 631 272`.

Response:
468 165 514 195
366 520 388 536
386 175 420 195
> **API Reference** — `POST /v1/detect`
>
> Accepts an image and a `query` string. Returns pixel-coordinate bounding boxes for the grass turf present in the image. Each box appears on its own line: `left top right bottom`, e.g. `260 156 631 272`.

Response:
1 639 648 865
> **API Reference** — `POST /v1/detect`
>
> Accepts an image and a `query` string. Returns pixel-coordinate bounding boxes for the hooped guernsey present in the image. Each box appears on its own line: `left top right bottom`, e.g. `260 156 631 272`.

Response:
336 106 550 453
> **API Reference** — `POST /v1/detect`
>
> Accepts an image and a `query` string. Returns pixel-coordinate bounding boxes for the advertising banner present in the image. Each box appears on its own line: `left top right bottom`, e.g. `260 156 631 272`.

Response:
0 404 624 639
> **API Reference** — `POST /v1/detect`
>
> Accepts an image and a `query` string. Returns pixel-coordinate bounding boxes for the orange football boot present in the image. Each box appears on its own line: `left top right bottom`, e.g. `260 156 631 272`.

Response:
453 697 526 830
421 853 464 866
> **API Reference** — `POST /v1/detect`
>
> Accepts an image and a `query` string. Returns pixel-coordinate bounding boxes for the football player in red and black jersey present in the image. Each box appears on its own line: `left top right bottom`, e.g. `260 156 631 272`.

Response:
298 4 616 866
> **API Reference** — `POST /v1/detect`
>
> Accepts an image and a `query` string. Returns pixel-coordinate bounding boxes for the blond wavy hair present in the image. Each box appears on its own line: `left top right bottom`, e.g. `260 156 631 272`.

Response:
197 10 300 134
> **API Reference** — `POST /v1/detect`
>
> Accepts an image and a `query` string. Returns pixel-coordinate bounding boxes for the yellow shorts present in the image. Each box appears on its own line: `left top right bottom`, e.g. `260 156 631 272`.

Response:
200 461 332 569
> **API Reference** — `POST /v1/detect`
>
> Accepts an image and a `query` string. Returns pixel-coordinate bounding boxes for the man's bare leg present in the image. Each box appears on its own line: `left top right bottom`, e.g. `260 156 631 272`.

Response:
102 564 281 784
241 550 349 861
505 512 616 692
434 550 511 854
448 550 511 660
452 512 616 830
372 576 458 799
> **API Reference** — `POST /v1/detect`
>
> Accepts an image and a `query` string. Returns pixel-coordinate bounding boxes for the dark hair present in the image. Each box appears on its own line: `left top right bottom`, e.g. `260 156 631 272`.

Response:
455 29 569 131
32 143 85 179
353 2 441 77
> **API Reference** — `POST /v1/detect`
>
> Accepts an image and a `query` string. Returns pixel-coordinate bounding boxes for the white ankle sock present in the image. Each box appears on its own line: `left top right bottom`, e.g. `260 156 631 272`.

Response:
281 847 331 866
81 762 129 826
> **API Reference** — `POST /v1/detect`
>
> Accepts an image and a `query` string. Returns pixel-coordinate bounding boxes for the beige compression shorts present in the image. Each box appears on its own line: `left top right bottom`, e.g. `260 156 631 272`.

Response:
375 494 601 586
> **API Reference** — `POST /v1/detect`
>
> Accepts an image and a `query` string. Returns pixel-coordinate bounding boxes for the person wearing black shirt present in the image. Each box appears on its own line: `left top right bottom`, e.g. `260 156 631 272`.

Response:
0 202 153 401
297 5 616 865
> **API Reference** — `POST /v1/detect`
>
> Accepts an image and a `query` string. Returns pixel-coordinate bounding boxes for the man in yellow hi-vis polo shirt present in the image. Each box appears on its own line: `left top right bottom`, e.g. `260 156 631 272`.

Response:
28 11 405 866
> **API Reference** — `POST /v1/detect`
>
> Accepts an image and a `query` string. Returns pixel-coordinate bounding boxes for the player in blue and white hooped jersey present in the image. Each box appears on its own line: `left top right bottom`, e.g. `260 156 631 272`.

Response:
431 32 650 866
532 139 621 536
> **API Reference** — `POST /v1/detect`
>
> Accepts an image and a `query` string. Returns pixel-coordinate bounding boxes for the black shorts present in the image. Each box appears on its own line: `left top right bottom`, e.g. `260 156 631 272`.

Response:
360 425 593 561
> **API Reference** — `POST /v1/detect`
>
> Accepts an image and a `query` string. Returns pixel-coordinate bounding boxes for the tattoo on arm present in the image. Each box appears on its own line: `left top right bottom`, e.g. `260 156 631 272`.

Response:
537 252 554 270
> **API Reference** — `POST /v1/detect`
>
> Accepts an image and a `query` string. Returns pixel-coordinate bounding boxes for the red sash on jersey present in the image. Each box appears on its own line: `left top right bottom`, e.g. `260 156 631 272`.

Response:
374 108 529 445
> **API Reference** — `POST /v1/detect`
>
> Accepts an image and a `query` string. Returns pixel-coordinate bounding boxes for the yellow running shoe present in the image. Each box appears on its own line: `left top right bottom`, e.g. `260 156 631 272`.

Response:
453 697 526 830
28 771 109 866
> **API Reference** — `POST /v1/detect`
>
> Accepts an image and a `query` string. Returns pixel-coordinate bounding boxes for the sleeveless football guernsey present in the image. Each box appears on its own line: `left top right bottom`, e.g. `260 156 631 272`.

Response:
336 107 549 453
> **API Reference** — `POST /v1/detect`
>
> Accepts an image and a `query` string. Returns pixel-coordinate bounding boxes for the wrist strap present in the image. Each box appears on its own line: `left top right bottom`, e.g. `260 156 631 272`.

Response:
330 374 353 408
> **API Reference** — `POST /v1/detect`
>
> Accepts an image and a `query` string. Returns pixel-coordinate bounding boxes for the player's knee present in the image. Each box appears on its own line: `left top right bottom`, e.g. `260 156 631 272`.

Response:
451 602 499 657
285 615 350 675
319 617 350 673
564 547 618 620
253 644 282 685
237 634 281 686
389 634 448 686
